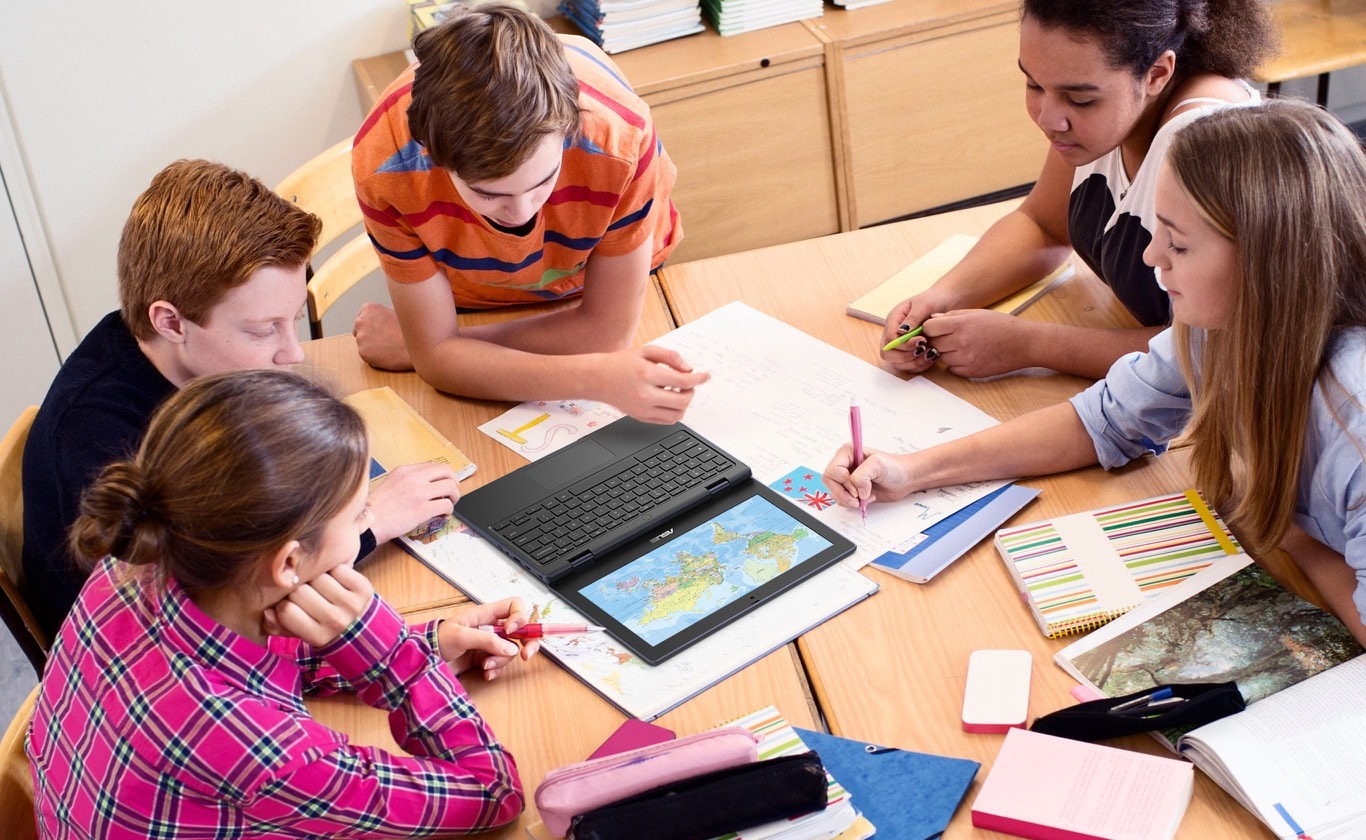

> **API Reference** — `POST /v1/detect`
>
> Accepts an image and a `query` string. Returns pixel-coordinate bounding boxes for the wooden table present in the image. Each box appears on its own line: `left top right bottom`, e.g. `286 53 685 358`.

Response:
299 284 822 838
1258 0 1366 106
298 197 1301 836
656 202 1278 838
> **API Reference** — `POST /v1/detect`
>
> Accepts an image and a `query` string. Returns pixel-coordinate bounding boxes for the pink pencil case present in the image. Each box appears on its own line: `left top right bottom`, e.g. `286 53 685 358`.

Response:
535 725 759 837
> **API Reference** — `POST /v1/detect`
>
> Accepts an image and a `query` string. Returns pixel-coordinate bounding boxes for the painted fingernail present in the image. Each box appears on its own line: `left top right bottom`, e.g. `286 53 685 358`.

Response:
925 348 940 362
912 341 928 358
897 323 911 333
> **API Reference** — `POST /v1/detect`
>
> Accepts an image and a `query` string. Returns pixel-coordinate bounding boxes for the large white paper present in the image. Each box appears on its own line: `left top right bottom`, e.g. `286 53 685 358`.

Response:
400 517 877 720
478 303 1006 567
648 302 1006 566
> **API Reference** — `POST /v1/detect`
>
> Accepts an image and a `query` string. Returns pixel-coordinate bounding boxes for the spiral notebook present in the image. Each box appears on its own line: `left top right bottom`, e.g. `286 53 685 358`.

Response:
993 490 1247 638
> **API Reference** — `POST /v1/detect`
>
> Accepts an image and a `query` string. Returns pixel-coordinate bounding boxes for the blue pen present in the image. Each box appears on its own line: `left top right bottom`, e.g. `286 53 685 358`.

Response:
1110 686 1174 713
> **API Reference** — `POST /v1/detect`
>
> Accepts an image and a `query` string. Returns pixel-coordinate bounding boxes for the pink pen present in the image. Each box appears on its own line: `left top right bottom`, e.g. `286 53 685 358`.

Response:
850 398 867 522
476 623 604 640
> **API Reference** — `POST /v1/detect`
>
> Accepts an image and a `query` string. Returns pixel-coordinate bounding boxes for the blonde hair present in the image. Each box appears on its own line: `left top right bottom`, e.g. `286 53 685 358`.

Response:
69 370 368 591
118 160 320 341
1167 100 1366 555
408 2 580 182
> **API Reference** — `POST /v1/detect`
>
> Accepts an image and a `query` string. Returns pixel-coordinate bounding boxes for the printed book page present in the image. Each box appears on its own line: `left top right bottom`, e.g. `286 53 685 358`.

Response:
1055 556 1363 773
1176 655 1366 840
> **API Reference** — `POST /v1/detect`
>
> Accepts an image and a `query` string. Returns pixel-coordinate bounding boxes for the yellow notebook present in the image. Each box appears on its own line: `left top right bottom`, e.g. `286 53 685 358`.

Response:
845 233 1073 325
343 386 475 480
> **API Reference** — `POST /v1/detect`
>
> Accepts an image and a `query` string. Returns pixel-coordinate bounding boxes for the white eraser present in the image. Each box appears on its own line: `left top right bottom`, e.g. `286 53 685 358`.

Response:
962 649 1031 733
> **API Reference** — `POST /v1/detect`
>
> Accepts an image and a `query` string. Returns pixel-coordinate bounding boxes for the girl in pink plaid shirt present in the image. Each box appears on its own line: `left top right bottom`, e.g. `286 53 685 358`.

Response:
28 370 535 838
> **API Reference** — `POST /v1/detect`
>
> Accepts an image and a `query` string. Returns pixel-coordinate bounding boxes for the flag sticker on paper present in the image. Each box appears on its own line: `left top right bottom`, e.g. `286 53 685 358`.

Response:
769 467 837 511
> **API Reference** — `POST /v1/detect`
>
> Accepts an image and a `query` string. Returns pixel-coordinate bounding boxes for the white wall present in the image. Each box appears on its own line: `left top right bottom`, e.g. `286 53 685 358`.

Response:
0 0 1361 342
0 1 410 339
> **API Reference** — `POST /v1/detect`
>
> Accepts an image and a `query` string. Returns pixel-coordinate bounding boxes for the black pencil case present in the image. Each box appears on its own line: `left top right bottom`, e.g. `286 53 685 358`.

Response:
1030 681 1245 742
567 751 829 840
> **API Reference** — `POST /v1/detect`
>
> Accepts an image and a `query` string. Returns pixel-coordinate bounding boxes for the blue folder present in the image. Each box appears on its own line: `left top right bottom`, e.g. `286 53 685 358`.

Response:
794 727 979 839
871 484 1041 583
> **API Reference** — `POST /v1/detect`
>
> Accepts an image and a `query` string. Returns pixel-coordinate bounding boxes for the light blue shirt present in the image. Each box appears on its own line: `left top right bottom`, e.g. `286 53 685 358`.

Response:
1070 327 1366 623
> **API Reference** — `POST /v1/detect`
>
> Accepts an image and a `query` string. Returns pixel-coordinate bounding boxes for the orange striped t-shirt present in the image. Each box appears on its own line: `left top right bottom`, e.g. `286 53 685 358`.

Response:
352 35 681 309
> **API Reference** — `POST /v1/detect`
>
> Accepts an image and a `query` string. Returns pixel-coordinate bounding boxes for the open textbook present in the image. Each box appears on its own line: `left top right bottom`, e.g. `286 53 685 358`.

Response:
1055 556 1366 839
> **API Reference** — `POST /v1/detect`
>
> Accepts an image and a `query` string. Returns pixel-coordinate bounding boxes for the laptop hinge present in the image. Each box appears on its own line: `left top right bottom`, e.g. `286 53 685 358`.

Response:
567 550 594 569
705 477 731 497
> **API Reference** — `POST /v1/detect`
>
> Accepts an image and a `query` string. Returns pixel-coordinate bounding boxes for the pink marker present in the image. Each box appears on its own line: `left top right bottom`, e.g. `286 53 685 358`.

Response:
850 398 867 522
477 623 603 640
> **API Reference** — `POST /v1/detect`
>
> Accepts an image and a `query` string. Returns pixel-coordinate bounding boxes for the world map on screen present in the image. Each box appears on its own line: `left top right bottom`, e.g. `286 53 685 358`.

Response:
581 495 833 646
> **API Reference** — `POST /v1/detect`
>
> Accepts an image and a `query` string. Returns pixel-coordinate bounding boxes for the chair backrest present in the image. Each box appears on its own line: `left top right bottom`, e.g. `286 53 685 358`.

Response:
0 406 50 676
0 684 38 840
275 138 382 339
307 233 383 332
274 137 359 256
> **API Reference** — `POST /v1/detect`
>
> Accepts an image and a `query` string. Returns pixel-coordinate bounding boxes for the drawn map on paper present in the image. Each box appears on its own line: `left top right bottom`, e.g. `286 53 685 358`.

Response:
581 495 834 645
400 515 875 720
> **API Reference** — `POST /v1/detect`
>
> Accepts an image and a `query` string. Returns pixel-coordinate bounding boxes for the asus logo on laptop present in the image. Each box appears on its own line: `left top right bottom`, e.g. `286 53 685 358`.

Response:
649 528 674 544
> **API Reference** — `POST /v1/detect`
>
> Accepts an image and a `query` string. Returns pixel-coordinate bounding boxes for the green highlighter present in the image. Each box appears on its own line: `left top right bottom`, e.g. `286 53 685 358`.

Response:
881 324 924 352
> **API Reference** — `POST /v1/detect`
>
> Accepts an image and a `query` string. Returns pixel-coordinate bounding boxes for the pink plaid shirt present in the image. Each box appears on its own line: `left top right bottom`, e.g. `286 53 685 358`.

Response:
28 558 523 837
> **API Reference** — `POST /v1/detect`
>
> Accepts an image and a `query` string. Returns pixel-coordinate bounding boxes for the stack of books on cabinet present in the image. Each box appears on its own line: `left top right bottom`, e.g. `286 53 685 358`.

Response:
559 0 704 53
701 0 822 35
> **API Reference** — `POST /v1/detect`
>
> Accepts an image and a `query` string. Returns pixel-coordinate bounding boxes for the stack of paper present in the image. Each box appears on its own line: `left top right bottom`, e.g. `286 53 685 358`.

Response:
560 0 704 53
701 0 823 36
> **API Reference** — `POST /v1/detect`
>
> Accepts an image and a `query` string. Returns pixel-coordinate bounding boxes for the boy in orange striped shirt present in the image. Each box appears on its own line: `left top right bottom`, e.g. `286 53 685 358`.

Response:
352 3 707 423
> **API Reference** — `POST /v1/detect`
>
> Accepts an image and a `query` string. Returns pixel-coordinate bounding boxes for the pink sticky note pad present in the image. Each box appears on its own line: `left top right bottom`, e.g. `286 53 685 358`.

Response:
587 719 676 760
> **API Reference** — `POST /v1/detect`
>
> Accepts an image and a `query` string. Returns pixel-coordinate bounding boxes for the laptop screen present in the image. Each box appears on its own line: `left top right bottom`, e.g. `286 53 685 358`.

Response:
555 481 853 664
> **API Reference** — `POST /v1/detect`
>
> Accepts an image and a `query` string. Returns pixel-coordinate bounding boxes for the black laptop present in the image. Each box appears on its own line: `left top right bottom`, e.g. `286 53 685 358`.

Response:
454 418 854 663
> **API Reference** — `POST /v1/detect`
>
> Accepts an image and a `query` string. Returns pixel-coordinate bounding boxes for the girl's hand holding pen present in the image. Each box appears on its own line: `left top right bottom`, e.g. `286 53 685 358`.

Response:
823 444 919 509
437 596 540 681
880 295 941 373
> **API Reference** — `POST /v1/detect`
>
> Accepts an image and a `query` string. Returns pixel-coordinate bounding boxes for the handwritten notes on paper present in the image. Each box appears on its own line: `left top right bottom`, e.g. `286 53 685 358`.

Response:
477 302 1006 567
650 303 1006 566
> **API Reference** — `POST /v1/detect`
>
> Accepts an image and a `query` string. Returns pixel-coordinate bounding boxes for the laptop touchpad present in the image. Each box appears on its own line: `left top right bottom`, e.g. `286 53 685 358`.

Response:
524 438 615 491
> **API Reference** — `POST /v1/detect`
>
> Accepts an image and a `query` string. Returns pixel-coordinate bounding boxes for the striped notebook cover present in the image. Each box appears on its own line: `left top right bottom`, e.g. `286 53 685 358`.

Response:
993 490 1246 638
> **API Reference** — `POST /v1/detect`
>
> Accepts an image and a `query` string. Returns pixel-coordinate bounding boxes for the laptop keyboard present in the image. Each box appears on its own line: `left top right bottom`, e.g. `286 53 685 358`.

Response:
491 429 737 568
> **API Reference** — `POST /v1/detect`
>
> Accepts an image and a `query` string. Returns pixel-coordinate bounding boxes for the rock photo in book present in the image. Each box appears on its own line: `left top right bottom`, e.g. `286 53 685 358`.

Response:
1067 564 1361 713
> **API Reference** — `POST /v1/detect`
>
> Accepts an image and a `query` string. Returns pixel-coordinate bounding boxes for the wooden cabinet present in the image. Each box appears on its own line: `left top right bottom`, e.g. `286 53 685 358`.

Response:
600 24 842 263
808 0 1045 228
352 2 1048 259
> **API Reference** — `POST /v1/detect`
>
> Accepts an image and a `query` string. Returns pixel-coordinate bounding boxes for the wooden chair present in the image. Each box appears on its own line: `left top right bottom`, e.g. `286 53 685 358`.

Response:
0 407 48 677
274 138 383 339
0 684 38 840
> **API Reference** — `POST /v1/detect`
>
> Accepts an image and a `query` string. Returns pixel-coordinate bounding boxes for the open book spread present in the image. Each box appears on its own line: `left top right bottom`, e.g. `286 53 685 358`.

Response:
1056 556 1366 839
